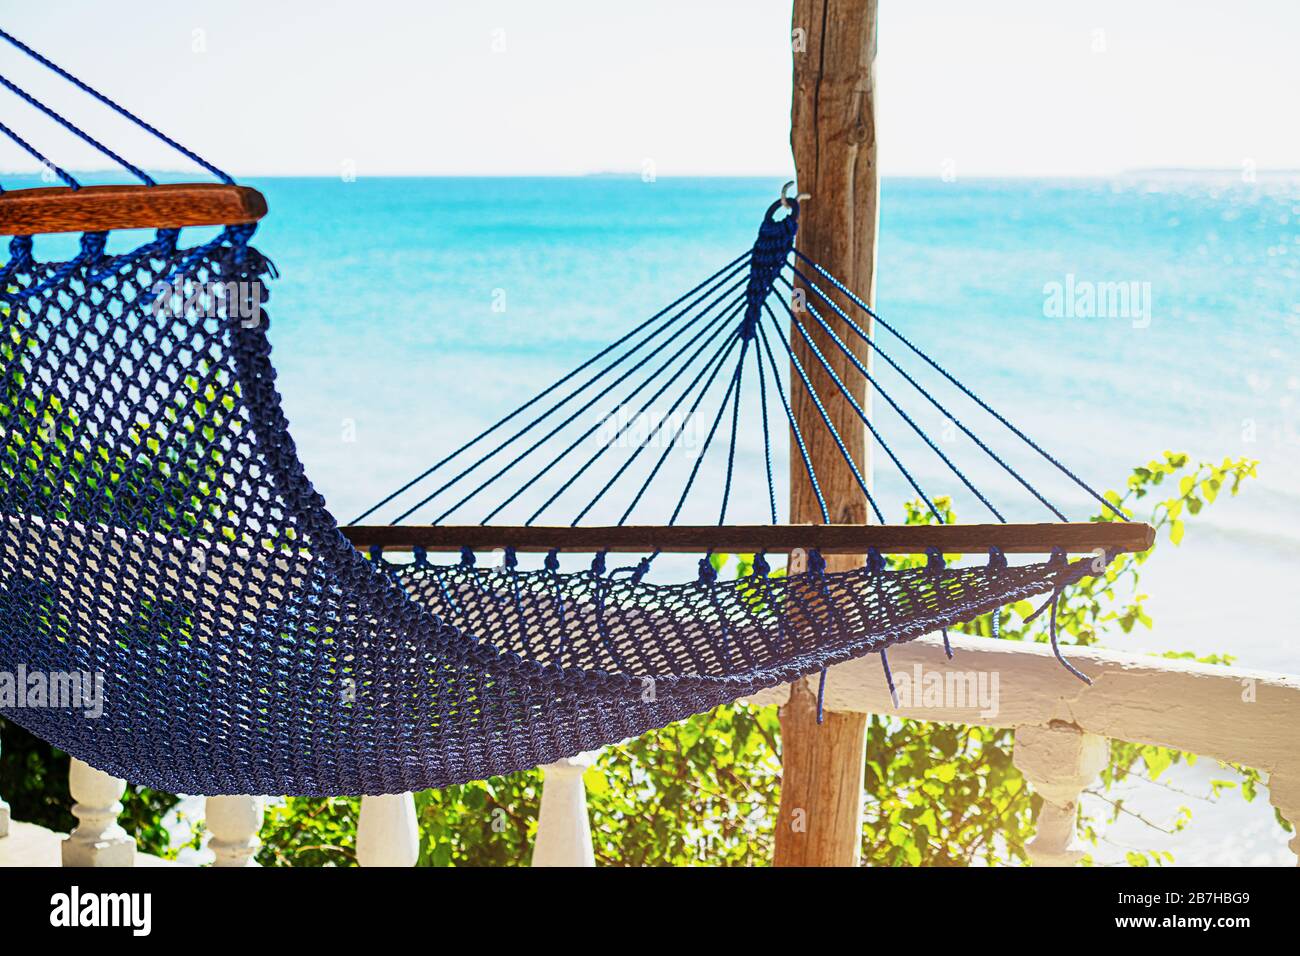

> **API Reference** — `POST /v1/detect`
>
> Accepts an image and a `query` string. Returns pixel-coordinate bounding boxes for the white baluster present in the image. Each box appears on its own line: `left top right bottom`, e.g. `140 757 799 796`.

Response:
0 727 10 838
206 795 264 867
62 758 136 867
532 753 597 867
1013 723 1109 866
356 793 419 867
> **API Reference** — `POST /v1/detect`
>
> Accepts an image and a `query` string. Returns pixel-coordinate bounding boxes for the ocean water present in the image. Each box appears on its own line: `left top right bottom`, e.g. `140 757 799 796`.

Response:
13 173 1300 864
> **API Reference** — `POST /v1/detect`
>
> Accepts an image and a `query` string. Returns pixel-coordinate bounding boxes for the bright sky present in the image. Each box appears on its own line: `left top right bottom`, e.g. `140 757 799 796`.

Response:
1 0 1297 178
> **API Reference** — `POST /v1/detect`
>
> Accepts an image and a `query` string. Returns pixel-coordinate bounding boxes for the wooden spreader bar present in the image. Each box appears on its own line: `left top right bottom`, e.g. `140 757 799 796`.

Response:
342 522 1155 556
0 183 267 236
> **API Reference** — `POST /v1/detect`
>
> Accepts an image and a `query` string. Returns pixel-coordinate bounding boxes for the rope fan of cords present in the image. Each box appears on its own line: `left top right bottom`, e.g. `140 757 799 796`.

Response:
0 30 1151 796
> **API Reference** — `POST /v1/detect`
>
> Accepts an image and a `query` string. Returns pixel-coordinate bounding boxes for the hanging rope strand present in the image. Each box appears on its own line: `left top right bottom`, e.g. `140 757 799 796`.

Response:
760 302 885 524
516 300 750 525
753 336 780 526
788 263 1069 522
0 119 79 189
619 326 745 525
716 338 752 526
576 320 745 526
0 27 234 184
755 318 830 523
794 250 1125 520
443 294 747 526
772 297 945 523
392 278 749 525
357 253 752 524
667 336 751 527
0 72 155 185
776 275 1005 522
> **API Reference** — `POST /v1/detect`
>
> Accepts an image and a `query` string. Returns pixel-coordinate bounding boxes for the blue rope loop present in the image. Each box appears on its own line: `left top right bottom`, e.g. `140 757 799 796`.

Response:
502 546 518 569
740 198 798 341
459 546 476 567
368 545 383 564
412 545 428 567
987 546 1008 572
866 547 887 573
78 231 108 260
544 549 561 573
925 547 945 573
750 551 770 576
697 556 718 585
806 548 827 576
5 235 33 274
153 228 180 256
590 550 607 575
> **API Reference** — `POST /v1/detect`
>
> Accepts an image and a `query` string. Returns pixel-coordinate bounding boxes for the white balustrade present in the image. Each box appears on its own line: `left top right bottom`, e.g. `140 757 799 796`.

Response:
206 795 264 867
356 793 419 867
745 630 1300 866
532 753 597 867
1013 723 1109 866
62 758 136 867
0 728 9 838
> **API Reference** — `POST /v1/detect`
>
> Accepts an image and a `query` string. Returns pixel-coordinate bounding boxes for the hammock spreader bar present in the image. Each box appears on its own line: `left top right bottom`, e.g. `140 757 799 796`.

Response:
341 521 1154 555
0 183 267 235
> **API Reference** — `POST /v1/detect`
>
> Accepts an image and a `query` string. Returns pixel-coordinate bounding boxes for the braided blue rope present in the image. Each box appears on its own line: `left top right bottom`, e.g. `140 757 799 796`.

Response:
575 318 744 525
618 326 744 526
777 273 1005 522
755 318 830 523
406 286 748 525
788 263 1069 522
0 71 155 185
0 27 234 184
524 300 746 525
760 300 884 523
354 251 752 524
0 119 78 189
770 296 944 523
794 250 1125 521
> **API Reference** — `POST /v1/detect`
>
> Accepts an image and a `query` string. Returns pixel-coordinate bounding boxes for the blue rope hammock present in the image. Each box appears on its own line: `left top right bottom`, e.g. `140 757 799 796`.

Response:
0 31 1143 796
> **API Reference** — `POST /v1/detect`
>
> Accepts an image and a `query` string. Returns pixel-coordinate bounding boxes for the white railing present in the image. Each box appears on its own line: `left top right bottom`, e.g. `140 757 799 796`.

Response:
2 634 1296 866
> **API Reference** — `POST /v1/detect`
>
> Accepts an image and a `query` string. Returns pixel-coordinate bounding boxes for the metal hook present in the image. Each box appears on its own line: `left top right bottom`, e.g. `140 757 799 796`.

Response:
780 180 811 209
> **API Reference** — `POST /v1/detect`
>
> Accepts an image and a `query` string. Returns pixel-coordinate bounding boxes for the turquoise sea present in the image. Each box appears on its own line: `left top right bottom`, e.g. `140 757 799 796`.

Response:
13 172 1300 864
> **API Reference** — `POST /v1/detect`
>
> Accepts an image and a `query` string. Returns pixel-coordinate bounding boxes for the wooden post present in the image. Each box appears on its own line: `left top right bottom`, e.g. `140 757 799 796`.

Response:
774 0 879 868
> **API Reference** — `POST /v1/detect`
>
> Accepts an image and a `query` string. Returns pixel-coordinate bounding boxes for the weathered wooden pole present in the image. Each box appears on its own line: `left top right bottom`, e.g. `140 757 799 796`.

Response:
774 0 879 868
